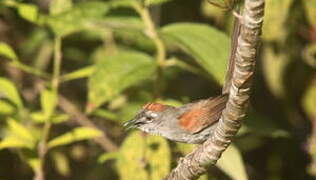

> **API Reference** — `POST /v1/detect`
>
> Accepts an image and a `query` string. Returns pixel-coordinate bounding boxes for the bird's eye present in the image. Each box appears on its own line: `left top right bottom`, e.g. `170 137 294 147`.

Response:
145 113 157 122
142 111 157 123
144 111 157 118
146 116 153 122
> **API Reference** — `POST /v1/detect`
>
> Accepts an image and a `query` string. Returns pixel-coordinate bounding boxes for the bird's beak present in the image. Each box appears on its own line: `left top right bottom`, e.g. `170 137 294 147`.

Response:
123 119 138 130
123 119 137 130
123 118 144 130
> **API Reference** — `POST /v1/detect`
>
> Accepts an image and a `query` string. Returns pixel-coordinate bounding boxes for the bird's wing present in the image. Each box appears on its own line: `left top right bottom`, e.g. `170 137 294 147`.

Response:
178 95 228 134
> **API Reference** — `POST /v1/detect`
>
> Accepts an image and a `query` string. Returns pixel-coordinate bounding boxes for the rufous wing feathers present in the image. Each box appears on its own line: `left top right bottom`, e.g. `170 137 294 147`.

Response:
179 95 228 134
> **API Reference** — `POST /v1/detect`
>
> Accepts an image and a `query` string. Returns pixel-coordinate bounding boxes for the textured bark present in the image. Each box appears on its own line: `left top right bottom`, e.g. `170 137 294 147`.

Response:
165 0 265 179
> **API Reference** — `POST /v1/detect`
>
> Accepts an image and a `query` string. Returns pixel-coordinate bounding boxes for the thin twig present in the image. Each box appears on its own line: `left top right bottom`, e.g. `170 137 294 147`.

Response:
133 3 166 66
132 2 167 99
35 37 62 180
58 95 118 152
165 0 265 179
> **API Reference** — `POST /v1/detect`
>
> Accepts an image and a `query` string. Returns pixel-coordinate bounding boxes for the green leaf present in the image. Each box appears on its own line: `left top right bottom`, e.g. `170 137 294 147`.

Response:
108 0 133 8
93 16 144 30
51 151 71 176
217 144 248 180
118 132 170 180
20 28 50 56
44 1 110 37
262 47 289 97
117 132 148 180
0 136 32 149
303 0 316 27
303 82 316 119
0 118 36 149
98 152 119 163
175 142 196 155
17 3 38 23
30 112 49 123
93 109 118 121
7 118 34 142
145 0 171 6
51 114 69 123
31 112 69 124
48 127 102 148
26 157 41 172
49 0 73 15
114 30 156 52
162 23 229 84
0 100 16 115
262 0 293 42
40 89 57 118
146 135 171 180
198 175 208 180
0 42 18 61
0 78 23 108
88 50 156 111
61 66 95 82
201 0 226 24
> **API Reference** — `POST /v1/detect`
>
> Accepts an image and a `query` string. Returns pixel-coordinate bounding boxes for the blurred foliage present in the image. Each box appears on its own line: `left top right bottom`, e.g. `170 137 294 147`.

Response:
0 0 315 180
114 132 170 180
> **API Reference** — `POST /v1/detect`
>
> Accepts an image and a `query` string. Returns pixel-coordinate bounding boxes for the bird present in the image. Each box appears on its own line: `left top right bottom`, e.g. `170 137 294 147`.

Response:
123 95 228 144
124 7 241 144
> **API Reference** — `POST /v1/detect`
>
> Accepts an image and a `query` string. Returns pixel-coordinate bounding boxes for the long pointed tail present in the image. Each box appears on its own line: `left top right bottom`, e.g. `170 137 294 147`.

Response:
222 8 241 94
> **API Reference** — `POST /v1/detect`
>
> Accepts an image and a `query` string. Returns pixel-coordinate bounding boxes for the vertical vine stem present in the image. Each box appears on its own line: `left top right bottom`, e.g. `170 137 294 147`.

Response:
34 37 62 180
165 0 265 179
133 3 166 66
132 2 166 98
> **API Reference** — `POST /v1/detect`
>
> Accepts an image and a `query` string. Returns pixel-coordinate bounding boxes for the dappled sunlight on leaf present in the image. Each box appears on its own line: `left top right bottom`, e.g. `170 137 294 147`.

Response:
117 132 171 180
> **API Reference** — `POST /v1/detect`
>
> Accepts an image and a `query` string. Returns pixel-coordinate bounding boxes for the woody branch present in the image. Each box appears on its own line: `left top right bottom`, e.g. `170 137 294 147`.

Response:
165 0 265 179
